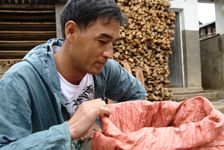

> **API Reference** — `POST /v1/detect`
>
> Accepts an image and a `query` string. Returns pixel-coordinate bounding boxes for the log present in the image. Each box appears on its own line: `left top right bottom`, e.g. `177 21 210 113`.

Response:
114 0 176 101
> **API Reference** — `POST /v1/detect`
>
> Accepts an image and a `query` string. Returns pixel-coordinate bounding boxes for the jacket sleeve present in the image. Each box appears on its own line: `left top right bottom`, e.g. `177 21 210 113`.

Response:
0 77 71 150
104 59 147 101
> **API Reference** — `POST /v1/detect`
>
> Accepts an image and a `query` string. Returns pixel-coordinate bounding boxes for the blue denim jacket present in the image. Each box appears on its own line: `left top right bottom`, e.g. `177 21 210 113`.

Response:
0 39 147 149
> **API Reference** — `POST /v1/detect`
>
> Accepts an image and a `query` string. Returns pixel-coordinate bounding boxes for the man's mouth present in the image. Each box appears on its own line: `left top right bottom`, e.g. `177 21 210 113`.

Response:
96 60 107 69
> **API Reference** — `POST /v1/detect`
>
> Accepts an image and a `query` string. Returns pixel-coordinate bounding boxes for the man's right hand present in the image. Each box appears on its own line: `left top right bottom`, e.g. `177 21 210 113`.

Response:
68 98 110 140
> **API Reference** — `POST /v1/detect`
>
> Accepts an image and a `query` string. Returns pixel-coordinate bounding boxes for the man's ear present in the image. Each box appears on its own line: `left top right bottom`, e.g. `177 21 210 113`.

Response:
64 20 78 41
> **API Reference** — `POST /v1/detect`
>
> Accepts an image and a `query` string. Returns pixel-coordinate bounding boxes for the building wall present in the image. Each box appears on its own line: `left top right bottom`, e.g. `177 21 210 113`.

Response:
200 35 224 89
170 0 199 31
215 0 224 34
199 22 216 40
198 0 213 3
199 0 224 34
170 0 202 89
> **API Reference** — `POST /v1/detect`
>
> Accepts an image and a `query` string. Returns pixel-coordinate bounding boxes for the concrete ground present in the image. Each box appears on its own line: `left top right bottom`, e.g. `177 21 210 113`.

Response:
171 89 224 113
212 99 224 113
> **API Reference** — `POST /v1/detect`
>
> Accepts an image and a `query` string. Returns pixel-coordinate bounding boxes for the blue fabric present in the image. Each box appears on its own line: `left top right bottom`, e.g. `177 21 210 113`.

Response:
0 39 147 149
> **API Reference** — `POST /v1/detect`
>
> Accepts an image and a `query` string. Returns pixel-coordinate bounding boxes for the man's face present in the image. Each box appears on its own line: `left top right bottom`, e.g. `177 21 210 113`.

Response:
67 19 120 75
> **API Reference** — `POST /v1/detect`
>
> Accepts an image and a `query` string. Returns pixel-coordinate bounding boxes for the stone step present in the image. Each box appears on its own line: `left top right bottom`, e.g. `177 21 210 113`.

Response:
170 87 224 101
171 89 224 113
172 90 224 101
212 99 224 113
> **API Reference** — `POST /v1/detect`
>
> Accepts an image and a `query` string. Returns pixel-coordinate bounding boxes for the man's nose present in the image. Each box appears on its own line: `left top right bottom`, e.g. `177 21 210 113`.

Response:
102 45 113 59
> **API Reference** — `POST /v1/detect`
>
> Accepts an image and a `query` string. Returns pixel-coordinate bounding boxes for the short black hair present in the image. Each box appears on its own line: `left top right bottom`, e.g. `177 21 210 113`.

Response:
60 0 128 39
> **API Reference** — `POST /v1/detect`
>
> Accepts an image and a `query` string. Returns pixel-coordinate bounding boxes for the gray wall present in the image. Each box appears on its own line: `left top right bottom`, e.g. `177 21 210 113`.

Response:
200 34 224 89
182 30 202 88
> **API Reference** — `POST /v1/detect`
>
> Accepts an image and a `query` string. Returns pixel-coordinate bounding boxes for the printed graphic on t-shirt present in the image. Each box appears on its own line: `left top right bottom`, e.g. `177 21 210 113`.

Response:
73 85 94 107
58 72 95 116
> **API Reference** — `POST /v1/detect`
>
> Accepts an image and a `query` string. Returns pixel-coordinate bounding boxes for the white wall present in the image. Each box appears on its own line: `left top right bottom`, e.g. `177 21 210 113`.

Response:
170 0 199 31
215 0 224 34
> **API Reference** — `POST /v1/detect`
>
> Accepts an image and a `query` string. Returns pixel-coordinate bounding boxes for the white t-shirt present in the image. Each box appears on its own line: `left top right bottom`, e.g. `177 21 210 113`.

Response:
58 72 95 116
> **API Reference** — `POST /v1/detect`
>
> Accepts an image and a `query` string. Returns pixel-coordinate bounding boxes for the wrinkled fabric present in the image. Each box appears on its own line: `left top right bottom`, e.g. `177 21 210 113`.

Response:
92 96 224 150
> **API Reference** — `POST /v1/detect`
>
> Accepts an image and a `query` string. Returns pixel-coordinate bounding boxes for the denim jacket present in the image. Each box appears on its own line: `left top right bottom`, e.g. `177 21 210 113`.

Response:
0 39 147 149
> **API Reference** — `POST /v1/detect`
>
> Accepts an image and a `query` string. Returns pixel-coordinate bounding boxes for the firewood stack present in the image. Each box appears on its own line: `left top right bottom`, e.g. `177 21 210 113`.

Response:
113 0 176 101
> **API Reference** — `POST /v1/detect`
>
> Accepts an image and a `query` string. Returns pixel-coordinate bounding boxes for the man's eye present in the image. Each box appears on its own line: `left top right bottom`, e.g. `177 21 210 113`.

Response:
99 40 108 44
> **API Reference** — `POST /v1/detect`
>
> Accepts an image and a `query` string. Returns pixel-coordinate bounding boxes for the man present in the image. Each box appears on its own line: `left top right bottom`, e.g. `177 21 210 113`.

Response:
0 0 147 149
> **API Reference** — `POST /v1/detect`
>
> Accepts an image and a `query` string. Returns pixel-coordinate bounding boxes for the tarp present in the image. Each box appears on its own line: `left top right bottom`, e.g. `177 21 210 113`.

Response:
92 96 224 150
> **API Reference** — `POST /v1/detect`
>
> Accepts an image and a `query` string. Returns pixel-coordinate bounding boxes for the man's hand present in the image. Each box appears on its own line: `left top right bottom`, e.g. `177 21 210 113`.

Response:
78 123 102 141
68 99 110 140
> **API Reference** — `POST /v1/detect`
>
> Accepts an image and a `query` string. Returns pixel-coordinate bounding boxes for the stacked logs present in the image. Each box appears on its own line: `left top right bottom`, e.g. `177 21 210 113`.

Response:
114 0 176 101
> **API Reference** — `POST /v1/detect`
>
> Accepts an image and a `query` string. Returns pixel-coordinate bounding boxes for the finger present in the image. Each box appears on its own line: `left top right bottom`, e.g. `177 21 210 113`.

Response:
89 130 96 138
79 129 97 141
79 136 85 141
91 127 102 132
100 105 110 117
